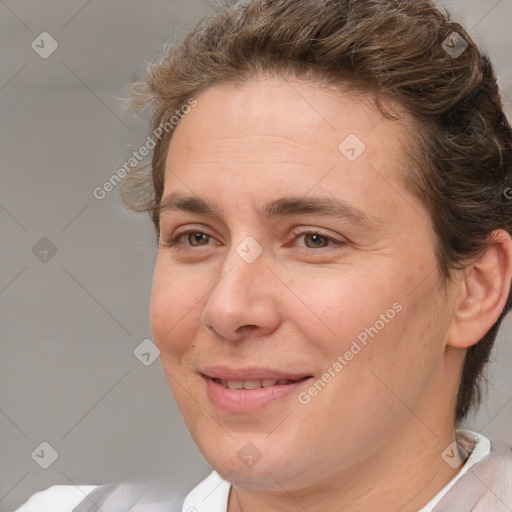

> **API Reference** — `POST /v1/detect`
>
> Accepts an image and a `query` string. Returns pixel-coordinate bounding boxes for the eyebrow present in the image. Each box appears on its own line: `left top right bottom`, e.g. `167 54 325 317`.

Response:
157 192 380 230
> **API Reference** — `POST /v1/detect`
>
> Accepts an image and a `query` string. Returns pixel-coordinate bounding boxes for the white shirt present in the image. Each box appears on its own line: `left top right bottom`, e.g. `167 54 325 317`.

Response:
13 429 491 512
418 430 491 511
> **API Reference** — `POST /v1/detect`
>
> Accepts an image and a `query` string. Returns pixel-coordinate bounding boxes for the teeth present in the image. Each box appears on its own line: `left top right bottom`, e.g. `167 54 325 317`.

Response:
216 378 297 389
243 380 262 390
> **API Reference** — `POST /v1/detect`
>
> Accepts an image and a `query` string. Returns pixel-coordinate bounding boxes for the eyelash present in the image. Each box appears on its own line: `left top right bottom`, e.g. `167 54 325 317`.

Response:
162 231 212 252
161 228 344 252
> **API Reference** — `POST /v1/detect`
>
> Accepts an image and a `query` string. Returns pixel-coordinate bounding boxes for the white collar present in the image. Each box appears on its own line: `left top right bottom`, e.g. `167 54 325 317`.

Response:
182 470 231 511
417 429 491 511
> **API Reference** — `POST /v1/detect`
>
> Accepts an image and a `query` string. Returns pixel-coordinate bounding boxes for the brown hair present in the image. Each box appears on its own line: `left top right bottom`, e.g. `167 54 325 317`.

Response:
120 0 512 421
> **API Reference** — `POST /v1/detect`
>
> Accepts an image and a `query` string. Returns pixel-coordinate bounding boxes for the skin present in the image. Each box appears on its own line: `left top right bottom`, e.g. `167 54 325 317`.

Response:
149 76 512 511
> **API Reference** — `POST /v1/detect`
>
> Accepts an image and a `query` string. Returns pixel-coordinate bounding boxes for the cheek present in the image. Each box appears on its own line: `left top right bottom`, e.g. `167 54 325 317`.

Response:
149 260 204 357
287 258 443 384
287 268 402 353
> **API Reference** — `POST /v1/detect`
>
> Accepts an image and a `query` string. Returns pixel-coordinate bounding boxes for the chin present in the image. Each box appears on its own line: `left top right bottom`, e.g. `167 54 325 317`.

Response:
197 430 306 487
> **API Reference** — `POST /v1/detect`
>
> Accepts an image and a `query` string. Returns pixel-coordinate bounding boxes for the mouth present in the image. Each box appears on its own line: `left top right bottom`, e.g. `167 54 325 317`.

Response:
209 376 311 390
200 368 314 413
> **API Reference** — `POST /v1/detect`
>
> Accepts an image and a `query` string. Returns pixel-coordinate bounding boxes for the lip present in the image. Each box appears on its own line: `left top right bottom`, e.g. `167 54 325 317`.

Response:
201 366 314 414
201 366 312 381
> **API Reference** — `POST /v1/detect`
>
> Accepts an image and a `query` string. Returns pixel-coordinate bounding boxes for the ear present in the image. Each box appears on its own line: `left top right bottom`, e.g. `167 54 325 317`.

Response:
447 229 512 349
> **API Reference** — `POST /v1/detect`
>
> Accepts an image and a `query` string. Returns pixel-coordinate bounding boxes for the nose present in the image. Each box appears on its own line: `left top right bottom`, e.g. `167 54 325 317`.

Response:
200 249 281 342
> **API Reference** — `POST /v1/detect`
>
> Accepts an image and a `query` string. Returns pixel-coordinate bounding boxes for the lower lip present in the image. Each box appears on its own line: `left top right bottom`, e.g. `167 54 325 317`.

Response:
203 376 312 414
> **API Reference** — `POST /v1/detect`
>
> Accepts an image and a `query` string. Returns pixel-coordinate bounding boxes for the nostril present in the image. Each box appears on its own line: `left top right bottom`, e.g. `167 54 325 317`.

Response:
236 324 258 333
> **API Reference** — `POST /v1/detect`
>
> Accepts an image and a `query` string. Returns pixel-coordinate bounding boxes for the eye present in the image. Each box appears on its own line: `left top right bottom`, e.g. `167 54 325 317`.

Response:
183 232 212 247
292 229 344 249
300 232 332 248
161 230 218 250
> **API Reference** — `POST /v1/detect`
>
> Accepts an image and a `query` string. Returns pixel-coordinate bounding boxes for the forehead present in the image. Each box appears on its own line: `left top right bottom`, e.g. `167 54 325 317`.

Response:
178 78 406 143
163 77 418 221
167 76 412 167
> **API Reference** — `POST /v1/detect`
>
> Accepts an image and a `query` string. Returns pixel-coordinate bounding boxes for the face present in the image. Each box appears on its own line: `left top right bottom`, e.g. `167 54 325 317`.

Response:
150 77 458 491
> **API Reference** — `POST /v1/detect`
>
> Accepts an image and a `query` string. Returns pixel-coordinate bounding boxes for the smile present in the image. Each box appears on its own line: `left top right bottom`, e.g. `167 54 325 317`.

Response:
213 377 309 389
203 375 313 413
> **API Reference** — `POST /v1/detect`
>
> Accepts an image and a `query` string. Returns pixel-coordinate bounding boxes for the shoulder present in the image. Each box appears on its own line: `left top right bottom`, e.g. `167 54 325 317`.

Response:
13 485 98 512
15 478 199 512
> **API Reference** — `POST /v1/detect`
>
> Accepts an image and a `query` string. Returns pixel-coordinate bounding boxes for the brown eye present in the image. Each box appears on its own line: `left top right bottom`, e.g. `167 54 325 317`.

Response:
186 232 211 246
303 233 331 248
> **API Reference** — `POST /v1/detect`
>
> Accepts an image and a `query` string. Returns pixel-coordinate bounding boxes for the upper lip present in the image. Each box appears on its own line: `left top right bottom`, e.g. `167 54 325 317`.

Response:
201 366 313 381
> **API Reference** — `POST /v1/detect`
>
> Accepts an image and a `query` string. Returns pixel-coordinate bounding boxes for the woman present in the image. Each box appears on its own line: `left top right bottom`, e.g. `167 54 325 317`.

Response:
16 0 512 510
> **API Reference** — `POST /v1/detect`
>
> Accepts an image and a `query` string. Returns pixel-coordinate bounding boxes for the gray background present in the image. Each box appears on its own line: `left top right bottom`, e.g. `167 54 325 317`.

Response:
1 1 511 510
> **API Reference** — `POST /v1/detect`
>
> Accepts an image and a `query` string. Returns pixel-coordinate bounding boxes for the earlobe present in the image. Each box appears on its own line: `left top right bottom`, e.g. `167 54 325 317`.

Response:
447 229 512 349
